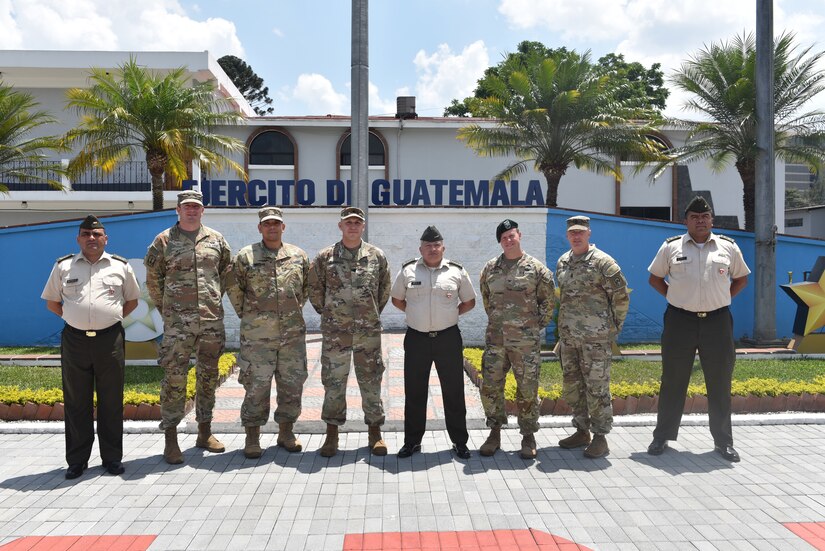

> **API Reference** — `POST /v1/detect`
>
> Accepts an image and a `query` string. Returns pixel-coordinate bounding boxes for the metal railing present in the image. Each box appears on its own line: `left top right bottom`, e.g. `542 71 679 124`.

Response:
2 160 151 191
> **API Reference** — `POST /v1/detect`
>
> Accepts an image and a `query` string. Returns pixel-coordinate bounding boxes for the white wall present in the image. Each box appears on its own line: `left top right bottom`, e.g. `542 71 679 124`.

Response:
205 207 550 347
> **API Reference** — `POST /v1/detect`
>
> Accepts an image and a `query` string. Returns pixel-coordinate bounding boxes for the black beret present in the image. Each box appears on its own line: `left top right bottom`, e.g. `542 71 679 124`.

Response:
496 219 518 242
685 196 712 216
79 215 104 231
420 225 443 242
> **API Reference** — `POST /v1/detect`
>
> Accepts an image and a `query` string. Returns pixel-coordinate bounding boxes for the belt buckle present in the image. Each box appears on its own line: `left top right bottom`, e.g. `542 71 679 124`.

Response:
697 312 708 319
428 331 438 338
85 330 97 337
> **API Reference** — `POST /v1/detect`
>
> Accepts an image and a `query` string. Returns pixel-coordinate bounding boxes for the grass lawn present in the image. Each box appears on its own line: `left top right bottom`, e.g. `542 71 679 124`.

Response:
537 358 825 389
0 365 164 394
0 346 60 355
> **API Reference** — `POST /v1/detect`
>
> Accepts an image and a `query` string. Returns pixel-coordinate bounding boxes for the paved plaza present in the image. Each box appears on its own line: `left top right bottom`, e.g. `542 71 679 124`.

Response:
1 334 824 550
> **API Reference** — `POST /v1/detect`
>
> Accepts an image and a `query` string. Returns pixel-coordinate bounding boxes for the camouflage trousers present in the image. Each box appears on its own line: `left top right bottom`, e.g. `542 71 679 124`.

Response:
321 331 385 426
481 341 541 435
157 319 225 430
559 338 613 435
238 339 308 426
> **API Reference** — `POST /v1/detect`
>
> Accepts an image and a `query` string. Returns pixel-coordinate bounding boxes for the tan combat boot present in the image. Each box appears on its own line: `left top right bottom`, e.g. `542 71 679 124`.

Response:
479 427 501 456
163 427 183 465
520 433 537 459
244 426 262 459
558 429 591 449
318 424 339 457
277 422 302 453
583 434 609 458
195 422 225 453
368 425 387 456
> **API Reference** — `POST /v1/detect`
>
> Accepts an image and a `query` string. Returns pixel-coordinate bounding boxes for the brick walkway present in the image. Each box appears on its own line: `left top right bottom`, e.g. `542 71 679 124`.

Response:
189 333 487 434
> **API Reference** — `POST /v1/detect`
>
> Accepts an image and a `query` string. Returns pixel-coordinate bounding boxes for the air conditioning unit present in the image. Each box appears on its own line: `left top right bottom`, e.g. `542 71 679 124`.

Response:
396 96 417 119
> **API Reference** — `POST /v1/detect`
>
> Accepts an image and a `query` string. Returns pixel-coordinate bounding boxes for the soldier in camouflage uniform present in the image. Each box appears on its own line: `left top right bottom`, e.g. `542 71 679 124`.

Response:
556 216 629 459
479 219 555 460
308 206 391 457
144 190 231 464
226 207 310 459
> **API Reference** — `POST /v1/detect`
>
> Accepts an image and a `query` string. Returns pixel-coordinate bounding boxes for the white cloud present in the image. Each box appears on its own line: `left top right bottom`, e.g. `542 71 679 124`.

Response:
272 27 284 38
292 73 348 115
368 82 398 116
0 0 244 56
411 40 489 115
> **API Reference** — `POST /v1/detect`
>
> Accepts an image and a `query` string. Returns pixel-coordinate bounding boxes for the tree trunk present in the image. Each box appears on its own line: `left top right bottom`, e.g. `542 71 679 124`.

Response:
147 150 168 211
540 165 567 207
735 157 756 232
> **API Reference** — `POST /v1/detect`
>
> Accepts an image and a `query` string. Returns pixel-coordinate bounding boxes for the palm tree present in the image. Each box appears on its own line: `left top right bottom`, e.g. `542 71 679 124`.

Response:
457 49 663 207
65 59 247 211
0 83 67 193
658 32 825 232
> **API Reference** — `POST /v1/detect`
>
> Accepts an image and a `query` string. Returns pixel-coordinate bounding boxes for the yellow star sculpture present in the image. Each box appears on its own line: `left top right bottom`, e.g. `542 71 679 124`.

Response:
781 256 825 336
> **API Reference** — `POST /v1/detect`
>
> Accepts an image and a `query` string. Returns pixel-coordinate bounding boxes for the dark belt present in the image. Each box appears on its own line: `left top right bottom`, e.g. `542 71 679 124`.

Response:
668 305 728 319
407 325 457 338
64 322 122 337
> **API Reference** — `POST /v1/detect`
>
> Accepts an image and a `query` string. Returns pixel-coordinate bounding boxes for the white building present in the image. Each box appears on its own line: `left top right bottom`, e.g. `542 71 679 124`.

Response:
0 49 785 230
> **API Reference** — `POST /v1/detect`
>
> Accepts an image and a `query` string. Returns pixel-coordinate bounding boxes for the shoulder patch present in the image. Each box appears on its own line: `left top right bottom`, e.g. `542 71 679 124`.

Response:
57 253 74 263
665 235 681 243
402 258 417 268
447 260 464 270
718 234 735 243
111 254 128 264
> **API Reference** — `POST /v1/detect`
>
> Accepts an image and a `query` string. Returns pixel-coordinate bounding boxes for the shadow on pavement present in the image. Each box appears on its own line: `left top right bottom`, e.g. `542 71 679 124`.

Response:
627 449 736 473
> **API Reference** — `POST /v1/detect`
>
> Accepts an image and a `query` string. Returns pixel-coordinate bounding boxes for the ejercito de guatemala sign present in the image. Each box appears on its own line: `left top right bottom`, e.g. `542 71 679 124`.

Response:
182 178 546 207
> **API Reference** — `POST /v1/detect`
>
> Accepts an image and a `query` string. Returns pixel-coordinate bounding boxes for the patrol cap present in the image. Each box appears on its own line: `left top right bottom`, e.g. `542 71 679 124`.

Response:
420 225 443 242
496 219 518 242
258 207 283 223
340 206 365 221
566 216 590 232
177 190 203 206
685 195 712 216
79 214 104 231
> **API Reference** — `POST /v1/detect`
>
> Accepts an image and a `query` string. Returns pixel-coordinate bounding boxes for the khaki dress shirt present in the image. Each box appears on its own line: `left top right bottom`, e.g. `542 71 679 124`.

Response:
41 252 141 331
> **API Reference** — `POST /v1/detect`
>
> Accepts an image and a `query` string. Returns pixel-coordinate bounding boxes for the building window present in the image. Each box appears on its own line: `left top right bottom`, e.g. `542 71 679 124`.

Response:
620 206 671 221
340 132 385 166
249 131 294 166
786 218 804 228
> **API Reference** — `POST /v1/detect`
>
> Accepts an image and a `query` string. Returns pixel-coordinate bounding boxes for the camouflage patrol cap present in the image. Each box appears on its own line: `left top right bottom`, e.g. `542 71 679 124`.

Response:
79 214 104 230
685 195 712 216
420 225 443 242
177 190 203 206
496 219 518 242
258 207 284 223
340 206 365 221
566 216 590 232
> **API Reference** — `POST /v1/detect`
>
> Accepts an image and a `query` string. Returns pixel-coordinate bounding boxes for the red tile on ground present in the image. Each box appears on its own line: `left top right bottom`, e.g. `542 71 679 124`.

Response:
125 536 156 551
342 533 363 550
530 529 556 545
362 533 383 550
382 532 402 548
475 531 498 546
419 531 441 549
785 522 825 550
513 529 538 546
494 529 518 546
456 531 477 547
0 536 45 550
437 531 459 548
401 532 421 549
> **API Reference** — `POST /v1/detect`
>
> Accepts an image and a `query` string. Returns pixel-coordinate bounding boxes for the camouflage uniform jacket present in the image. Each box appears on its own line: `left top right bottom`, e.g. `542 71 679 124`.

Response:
144 223 231 324
556 245 629 341
480 253 555 346
226 241 310 346
308 240 390 334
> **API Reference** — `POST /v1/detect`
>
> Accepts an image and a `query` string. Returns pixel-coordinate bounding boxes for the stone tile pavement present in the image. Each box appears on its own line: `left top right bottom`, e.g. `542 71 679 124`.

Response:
2 333 825 550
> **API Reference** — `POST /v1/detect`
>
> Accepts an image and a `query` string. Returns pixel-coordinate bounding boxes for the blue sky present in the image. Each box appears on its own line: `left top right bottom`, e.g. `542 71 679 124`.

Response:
2 0 824 117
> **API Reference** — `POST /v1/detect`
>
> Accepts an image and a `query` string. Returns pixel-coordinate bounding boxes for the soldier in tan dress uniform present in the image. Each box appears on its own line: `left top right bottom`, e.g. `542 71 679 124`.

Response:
647 196 750 462
144 190 232 464
42 215 140 479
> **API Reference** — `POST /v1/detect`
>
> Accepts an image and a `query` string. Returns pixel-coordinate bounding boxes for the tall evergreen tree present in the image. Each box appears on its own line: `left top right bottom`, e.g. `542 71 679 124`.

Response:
218 55 274 116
